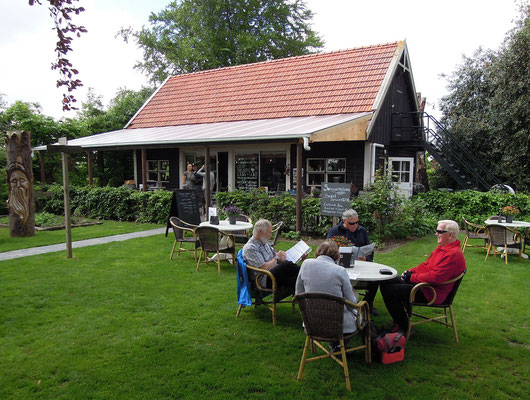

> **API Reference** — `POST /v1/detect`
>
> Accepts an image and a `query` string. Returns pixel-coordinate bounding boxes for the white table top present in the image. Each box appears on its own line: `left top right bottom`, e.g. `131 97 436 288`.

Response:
484 220 530 229
345 260 398 282
199 220 253 232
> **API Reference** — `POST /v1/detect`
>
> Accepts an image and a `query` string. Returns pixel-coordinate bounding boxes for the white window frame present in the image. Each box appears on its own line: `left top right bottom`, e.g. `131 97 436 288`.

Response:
306 157 346 187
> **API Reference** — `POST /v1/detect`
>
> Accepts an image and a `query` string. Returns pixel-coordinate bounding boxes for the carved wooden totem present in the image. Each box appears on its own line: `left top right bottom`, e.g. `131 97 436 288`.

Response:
6 131 35 237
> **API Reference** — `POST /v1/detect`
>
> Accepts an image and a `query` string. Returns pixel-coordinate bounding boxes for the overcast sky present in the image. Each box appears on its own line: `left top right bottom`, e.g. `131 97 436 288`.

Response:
0 0 523 121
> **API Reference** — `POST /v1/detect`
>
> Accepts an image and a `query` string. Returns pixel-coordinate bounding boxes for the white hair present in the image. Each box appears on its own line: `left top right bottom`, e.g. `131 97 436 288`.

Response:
253 219 272 236
439 220 459 237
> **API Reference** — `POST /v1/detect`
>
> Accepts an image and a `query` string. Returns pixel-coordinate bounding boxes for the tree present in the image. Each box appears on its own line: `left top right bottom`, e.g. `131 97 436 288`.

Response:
121 0 324 83
29 0 87 111
437 4 530 191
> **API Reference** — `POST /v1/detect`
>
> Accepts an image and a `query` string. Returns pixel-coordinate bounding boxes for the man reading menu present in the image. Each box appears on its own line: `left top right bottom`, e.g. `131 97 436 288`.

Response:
243 219 306 292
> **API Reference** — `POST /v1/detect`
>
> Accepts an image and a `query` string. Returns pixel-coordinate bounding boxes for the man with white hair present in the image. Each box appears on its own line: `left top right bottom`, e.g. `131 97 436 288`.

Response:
380 220 466 334
242 218 302 292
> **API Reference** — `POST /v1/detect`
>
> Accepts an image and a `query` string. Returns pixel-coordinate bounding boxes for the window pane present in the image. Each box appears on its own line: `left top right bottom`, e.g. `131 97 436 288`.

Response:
160 160 169 171
160 171 170 181
147 172 158 181
260 152 286 191
401 172 410 182
327 158 345 172
308 159 325 172
308 173 325 186
402 162 410 172
148 161 158 171
327 173 345 183
392 161 400 172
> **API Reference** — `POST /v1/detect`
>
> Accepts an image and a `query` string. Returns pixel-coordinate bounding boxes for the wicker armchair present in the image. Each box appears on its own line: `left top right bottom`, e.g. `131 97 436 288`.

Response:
235 251 295 326
461 217 488 253
294 292 371 391
231 214 252 245
196 226 236 274
268 221 283 249
169 217 199 262
407 270 466 343
485 224 522 264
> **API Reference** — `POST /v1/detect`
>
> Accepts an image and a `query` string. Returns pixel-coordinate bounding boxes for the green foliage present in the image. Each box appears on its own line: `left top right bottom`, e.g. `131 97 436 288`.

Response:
413 190 530 225
40 184 172 224
282 230 301 240
438 5 530 191
123 0 324 83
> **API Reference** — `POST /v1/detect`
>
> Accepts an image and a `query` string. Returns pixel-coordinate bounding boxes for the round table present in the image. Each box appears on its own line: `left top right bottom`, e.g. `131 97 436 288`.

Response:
199 220 253 232
345 260 398 287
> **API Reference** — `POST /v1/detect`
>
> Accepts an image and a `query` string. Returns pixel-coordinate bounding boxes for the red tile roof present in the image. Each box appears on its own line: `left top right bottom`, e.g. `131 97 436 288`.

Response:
128 41 402 129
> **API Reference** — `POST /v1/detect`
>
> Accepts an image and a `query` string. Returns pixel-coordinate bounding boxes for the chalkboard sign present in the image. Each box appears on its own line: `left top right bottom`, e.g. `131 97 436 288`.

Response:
235 154 258 190
166 190 201 236
320 183 351 217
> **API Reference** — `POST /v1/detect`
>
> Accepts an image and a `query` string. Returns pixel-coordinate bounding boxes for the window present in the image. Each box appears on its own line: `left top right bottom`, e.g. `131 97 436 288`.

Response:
307 158 346 186
235 151 287 191
147 160 169 183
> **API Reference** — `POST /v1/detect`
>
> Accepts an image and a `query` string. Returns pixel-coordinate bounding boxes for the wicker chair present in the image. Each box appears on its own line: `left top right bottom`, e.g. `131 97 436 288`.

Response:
235 250 295 326
169 217 199 262
461 217 488 253
294 292 371 391
268 221 283 249
407 270 466 343
196 226 236 274
231 214 252 245
485 224 522 264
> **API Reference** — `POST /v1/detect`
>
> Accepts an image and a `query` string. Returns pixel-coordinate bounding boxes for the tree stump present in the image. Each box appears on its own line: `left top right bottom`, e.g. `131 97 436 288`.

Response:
6 131 35 237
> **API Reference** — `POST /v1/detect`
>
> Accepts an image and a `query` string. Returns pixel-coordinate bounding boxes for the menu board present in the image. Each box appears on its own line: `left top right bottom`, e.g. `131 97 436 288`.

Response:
166 190 201 236
235 154 258 190
320 183 351 217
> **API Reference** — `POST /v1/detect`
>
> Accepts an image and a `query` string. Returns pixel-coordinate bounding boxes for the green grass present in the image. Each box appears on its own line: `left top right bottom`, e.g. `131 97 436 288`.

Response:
0 234 528 399
0 220 162 252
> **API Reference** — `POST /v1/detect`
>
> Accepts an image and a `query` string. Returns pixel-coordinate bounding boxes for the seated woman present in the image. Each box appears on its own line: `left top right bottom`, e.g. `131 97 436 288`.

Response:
295 240 359 350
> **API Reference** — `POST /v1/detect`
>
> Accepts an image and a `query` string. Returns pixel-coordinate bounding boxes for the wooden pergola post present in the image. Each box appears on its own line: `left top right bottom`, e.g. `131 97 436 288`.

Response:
47 139 83 259
39 151 46 183
141 149 147 192
204 146 211 210
296 141 303 232
87 151 94 186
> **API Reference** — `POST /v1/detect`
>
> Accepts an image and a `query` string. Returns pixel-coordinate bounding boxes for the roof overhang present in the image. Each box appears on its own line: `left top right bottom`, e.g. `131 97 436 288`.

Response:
35 113 372 152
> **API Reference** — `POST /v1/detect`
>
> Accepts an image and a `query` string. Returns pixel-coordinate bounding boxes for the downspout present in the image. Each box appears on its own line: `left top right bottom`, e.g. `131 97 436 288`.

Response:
371 143 385 182
303 136 311 151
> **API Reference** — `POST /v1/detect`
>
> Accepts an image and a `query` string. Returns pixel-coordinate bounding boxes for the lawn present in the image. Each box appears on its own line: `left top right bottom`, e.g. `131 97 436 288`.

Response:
0 233 528 399
0 220 162 253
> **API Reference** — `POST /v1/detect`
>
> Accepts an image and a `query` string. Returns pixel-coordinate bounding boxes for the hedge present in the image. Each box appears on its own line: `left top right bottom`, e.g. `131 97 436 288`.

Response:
36 184 530 243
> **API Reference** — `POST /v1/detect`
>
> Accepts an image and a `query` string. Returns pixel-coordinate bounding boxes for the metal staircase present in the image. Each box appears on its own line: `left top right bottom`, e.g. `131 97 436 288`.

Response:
392 112 504 191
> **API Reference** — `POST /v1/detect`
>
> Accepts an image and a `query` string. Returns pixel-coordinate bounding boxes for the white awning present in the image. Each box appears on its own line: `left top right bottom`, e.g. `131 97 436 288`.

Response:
35 113 371 151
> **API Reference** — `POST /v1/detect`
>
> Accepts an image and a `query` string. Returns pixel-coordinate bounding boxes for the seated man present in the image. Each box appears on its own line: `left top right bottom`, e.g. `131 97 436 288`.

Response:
327 209 378 315
380 220 466 334
242 219 301 292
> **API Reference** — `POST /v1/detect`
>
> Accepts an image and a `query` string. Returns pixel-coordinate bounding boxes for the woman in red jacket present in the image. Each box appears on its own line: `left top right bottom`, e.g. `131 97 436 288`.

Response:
380 220 466 333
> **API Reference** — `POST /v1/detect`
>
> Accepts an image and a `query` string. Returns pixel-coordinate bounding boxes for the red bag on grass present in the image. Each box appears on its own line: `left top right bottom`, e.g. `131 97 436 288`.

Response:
376 332 406 364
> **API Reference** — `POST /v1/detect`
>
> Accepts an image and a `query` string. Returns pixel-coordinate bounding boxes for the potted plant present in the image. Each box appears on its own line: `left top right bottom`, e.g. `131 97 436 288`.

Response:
225 205 241 224
502 206 520 223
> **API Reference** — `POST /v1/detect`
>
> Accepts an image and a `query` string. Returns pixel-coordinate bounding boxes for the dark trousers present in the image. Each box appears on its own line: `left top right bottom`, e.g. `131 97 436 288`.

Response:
380 277 427 331
266 261 300 291
364 282 379 308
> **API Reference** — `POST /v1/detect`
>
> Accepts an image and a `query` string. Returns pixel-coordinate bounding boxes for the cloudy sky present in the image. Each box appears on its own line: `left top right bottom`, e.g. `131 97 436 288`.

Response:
0 0 522 121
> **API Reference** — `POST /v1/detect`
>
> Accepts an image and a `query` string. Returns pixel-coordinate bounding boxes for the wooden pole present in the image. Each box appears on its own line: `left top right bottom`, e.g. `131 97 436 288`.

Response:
59 138 73 258
204 146 211 211
141 149 147 192
39 151 46 183
296 141 303 233
87 151 94 186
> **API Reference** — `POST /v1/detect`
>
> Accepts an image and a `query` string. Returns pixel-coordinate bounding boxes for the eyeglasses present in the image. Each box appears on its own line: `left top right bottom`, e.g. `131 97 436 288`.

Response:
346 220 359 226
435 229 448 234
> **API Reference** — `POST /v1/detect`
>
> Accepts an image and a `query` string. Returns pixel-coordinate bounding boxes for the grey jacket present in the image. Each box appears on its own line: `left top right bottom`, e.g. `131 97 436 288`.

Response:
295 255 359 333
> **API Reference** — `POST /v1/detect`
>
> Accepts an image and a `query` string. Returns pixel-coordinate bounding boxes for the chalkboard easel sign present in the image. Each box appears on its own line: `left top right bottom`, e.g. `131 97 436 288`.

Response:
166 190 201 236
320 183 351 217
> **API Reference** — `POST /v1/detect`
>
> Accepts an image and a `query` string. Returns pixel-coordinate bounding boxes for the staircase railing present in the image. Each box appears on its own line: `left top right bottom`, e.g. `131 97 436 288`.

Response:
392 112 504 191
